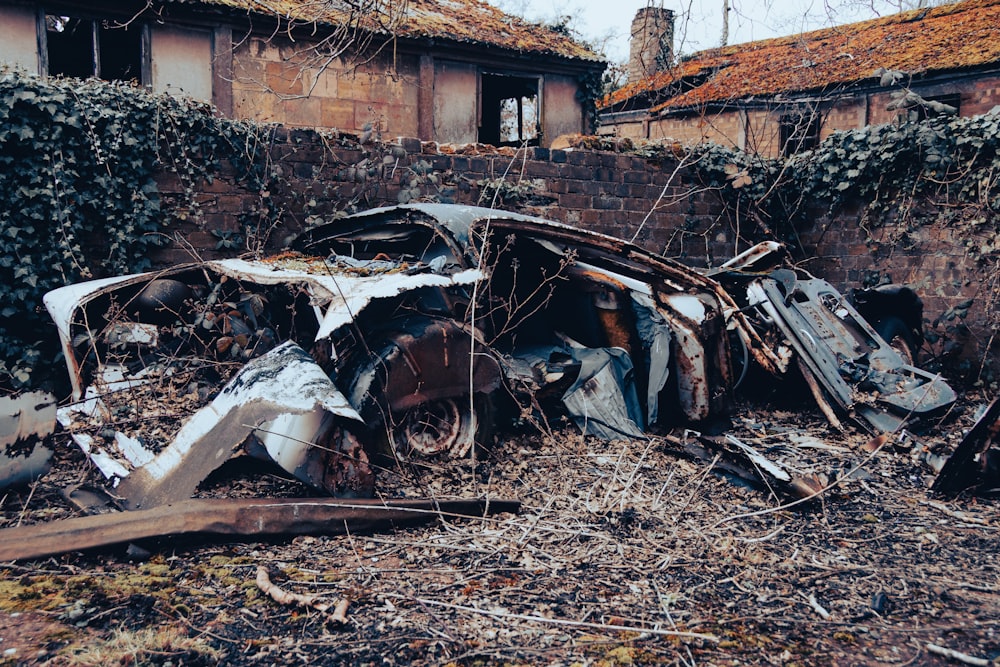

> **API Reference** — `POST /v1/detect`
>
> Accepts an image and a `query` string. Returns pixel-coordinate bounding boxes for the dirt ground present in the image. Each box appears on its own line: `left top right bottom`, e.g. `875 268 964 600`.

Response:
1 392 998 667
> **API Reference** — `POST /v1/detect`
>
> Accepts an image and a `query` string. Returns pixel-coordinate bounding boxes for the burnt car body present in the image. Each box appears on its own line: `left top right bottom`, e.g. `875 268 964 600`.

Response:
43 204 955 506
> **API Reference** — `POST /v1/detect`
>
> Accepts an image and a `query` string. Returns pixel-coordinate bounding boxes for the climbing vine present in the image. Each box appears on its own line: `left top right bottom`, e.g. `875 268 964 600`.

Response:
686 110 1000 378
686 111 1000 255
0 70 274 390
576 69 605 135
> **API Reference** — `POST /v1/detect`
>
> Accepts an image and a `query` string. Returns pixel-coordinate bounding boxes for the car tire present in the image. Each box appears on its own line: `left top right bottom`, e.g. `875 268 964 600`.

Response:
390 393 495 460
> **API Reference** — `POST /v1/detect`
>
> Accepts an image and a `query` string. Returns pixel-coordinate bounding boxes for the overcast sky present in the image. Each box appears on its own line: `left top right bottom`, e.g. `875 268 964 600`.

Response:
490 0 924 63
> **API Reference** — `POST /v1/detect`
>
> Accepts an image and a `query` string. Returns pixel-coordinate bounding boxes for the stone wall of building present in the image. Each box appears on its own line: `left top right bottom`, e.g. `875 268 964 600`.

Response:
231 36 422 135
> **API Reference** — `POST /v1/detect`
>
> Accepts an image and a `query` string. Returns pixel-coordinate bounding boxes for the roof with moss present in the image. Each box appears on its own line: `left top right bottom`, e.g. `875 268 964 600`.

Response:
168 0 602 62
602 0 1000 112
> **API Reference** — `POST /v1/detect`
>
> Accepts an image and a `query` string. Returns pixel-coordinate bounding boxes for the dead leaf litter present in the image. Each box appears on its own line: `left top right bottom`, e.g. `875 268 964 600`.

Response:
1 395 998 666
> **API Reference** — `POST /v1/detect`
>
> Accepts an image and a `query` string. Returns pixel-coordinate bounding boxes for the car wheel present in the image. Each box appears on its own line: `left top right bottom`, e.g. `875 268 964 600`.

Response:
392 394 494 459
342 315 501 463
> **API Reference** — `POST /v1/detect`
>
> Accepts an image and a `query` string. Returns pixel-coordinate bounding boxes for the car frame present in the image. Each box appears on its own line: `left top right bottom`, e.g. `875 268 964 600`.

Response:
44 204 955 507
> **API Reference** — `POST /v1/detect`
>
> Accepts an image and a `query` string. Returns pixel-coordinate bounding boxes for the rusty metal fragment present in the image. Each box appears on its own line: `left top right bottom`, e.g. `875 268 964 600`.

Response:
663 431 825 499
742 271 955 433
115 341 370 509
932 397 1000 496
0 496 520 562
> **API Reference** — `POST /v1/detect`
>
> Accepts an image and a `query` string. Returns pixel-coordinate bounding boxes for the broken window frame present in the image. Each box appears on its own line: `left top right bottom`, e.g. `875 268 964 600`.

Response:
39 9 149 83
478 71 542 147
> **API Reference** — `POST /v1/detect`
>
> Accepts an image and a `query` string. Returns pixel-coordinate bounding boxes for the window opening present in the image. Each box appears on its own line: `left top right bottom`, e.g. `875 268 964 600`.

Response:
480 73 539 147
46 14 142 82
779 110 821 156
908 93 960 122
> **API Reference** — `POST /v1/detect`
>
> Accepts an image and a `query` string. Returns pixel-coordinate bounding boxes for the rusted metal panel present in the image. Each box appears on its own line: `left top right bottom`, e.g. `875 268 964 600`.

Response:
351 317 501 414
709 241 786 275
658 293 718 422
42 256 483 398
43 273 153 399
745 273 955 433
115 341 369 509
0 391 56 448
932 397 1000 495
0 392 57 491
42 243 488 499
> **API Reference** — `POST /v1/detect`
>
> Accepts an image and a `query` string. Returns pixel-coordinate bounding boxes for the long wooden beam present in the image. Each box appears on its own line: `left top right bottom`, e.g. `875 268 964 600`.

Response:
0 497 520 562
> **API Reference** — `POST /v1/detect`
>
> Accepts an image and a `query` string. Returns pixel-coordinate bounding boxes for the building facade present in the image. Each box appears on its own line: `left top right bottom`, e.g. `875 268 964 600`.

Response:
0 0 605 148
600 0 1000 157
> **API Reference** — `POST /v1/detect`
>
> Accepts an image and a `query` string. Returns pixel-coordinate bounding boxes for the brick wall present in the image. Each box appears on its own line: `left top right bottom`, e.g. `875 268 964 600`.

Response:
231 36 421 135
153 128 739 266
153 127 994 372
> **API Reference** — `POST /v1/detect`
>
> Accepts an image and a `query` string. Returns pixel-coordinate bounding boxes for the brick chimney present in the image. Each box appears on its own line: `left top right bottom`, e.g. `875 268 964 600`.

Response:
628 6 674 85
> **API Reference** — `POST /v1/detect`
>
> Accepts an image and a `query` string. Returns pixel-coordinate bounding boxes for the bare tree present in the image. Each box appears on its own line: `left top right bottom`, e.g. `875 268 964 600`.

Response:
229 0 411 100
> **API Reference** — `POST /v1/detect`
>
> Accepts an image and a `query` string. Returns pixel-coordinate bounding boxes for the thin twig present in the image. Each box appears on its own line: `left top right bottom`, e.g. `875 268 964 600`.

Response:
255 565 349 624
925 643 993 666
800 592 831 620
381 593 719 643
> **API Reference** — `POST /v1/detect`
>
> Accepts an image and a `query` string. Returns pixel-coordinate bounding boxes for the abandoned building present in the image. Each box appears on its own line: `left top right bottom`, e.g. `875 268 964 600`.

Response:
600 0 1000 157
0 0 605 148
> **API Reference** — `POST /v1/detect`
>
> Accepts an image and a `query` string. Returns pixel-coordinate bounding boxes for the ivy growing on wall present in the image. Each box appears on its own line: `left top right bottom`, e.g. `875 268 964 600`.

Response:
0 70 273 390
790 113 1000 226
687 110 1000 377
687 111 1000 255
576 70 605 135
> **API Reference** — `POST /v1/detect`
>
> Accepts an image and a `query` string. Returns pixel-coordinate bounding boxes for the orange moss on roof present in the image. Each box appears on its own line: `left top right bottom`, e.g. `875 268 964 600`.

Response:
601 58 722 108
603 0 1000 112
187 0 601 61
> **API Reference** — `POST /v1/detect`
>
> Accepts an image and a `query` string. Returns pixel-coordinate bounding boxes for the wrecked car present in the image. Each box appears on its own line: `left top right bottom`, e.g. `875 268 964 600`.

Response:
43 204 955 507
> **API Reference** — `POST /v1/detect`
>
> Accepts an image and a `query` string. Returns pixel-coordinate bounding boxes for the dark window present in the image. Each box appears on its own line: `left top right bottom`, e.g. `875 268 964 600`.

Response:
479 74 539 147
46 14 142 82
779 110 821 156
909 93 961 122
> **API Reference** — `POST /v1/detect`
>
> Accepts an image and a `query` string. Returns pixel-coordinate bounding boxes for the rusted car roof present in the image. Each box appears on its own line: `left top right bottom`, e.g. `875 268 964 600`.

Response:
171 0 601 61
603 0 1000 112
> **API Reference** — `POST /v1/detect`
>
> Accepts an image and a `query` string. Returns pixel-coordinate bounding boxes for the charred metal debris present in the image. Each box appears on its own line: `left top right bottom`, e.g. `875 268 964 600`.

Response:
4 203 974 555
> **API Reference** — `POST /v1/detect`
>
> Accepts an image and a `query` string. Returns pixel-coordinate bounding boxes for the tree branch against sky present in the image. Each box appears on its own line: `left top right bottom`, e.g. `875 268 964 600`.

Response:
488 0 951 62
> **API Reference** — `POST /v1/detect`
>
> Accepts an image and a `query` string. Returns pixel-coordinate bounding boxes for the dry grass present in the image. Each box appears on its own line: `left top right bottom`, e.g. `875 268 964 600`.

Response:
1 395 998 666
58 626 223 666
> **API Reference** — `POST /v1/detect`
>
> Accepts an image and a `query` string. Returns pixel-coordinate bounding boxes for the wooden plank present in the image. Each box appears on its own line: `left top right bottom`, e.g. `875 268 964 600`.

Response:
0 497 520 562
